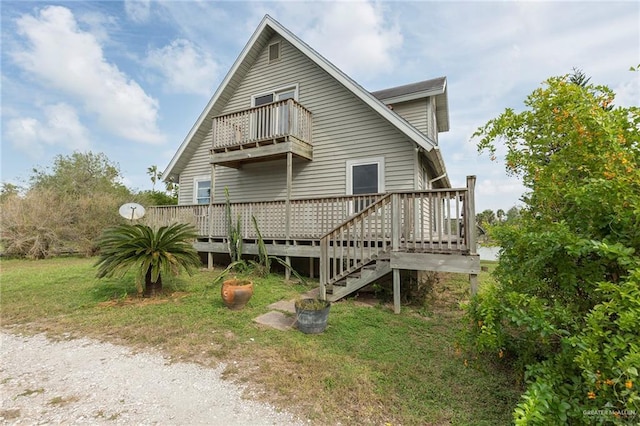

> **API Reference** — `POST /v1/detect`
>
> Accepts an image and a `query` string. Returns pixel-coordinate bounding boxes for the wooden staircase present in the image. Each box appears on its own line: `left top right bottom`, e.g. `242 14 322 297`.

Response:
325 255 391 302
319 194 394 301
319 177 479 310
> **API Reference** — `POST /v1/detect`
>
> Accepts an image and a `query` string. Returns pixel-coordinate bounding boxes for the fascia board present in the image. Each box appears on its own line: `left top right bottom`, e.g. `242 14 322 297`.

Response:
377 88 445 105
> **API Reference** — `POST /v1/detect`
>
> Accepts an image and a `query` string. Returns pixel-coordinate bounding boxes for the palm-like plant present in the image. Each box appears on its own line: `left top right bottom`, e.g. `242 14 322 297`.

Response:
95 223 201 296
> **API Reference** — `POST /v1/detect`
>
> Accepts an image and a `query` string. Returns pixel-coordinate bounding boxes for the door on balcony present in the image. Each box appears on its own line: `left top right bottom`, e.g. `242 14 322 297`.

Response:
251 86 297 140
346 157 385 213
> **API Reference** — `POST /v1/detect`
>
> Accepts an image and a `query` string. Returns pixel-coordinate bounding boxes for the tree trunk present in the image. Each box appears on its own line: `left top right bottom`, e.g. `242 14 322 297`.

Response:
144 266 163 297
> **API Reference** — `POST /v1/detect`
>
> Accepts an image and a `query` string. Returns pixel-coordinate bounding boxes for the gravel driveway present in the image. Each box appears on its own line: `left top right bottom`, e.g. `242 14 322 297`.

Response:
0 332 305 425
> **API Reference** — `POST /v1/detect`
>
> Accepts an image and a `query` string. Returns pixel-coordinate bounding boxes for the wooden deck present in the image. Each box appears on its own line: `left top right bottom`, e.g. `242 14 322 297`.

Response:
146 176 479 312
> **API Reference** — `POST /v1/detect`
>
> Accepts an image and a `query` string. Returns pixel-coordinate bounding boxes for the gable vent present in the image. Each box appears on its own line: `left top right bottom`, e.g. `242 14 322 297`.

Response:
268 42 280 63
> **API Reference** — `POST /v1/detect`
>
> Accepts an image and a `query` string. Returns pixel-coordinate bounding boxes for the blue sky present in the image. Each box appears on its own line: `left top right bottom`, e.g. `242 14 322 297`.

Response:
1 1 638 212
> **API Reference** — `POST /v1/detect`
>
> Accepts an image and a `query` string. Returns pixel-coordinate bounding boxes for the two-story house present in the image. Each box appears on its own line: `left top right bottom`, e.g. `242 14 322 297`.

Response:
148 15 479 312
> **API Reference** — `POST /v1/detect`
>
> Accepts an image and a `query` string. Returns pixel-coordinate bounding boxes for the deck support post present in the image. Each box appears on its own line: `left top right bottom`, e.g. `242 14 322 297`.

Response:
470 274 478 296
285 151 292 280
466 175 478 295
391 193 401 313
207 163 216 270
319 238 327 300
393 268 401 314
309 256 314 279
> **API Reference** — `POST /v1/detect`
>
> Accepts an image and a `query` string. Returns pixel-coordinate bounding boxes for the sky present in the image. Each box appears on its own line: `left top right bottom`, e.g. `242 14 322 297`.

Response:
1 1 638 212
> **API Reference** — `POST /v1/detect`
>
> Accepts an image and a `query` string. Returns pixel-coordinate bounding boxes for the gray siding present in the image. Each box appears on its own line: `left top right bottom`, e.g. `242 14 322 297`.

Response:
179 34 419 204
391 99 428 136
178 129 213 205
390 97 439 143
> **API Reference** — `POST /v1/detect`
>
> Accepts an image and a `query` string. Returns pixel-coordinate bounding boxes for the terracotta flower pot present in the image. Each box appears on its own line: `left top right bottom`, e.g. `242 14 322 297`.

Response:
221 278 254 310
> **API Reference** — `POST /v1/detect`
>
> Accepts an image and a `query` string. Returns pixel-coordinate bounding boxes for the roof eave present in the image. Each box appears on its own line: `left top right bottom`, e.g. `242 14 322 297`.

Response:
163 14 442 180
162 16 274 181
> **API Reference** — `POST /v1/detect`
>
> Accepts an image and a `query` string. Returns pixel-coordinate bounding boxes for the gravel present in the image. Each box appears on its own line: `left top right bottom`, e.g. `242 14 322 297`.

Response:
0 332 306 425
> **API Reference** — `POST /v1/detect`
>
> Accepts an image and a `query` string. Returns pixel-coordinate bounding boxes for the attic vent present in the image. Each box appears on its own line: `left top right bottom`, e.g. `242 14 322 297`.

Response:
268 42 280 63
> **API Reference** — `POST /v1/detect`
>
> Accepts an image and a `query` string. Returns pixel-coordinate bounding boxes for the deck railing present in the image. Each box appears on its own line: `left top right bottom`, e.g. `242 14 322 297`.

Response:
145 194 381 240
146 177 477 271
319 180 476 289
212 99 312 150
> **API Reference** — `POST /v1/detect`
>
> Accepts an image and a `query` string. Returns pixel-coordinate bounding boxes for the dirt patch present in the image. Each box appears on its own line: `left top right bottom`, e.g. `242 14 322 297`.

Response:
97 292 190 307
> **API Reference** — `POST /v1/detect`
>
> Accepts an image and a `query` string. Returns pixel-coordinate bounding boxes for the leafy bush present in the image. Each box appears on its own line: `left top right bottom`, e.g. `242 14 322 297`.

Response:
1 188 126 258
468 72 640 423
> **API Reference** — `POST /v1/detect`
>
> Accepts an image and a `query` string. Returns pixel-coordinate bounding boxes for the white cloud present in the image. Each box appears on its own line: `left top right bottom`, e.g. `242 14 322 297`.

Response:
12 5 164 144
6 103 90 159
145 39 219 95
76 9 118 44
293 0 403 80
124 0 151 23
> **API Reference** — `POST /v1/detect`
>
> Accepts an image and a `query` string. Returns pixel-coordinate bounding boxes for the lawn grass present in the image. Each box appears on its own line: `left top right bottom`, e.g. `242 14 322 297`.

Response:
0 257 519 425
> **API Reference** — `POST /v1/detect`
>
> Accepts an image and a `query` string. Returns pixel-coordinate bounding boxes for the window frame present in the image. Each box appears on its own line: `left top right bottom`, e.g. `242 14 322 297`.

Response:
268 41 281 63
251 84 299 107
346 157 386 196
193 176 211 205
346 157 385 214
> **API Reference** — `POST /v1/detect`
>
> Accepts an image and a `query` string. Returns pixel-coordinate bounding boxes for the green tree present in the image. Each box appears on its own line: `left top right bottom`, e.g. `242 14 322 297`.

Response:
505 206 521 222
476 209 496 229
147 165 162 191
95 223 201 296
0 183 20 202
31 151 129 198
469 73 640 422
569 67 591 87
1 152 132 257
136 190 177 206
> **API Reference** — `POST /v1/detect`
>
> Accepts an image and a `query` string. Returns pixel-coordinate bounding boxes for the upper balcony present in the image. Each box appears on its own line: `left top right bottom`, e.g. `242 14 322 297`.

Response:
210 99 313 168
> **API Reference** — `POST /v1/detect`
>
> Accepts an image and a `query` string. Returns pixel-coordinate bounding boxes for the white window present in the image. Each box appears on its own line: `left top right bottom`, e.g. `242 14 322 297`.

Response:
251 85 298 107
193 177 211 205
346 157 385 212
251 85 298 139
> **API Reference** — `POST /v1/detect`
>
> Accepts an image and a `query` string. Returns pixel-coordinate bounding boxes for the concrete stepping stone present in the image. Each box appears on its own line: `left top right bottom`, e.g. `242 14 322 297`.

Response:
267 300 295 313
254 311 296 331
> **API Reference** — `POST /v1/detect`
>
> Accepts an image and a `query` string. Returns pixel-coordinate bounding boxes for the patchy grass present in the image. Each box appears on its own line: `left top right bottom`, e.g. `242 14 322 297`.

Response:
0 257 518 425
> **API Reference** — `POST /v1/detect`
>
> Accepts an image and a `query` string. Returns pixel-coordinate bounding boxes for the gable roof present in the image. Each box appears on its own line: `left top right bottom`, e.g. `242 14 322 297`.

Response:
163 15 449 187
371 77 450 132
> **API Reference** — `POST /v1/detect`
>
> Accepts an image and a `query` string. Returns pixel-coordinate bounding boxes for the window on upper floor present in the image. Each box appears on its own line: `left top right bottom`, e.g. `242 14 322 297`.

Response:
268 42 280 63
251 86 298 138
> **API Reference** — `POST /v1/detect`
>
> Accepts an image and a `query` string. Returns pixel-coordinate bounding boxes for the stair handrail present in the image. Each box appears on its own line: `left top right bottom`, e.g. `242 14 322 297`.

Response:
319 193 393 299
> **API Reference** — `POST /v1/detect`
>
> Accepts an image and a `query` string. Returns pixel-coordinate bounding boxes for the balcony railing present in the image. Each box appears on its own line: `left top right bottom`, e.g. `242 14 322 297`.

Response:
212 99 312 150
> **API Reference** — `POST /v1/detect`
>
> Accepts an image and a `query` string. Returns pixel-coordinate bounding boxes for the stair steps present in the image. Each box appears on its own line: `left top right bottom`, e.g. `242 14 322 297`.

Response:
326 258 391 301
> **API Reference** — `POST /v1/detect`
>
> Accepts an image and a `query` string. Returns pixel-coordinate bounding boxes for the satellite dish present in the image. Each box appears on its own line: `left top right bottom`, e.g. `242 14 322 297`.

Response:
119 203 146 220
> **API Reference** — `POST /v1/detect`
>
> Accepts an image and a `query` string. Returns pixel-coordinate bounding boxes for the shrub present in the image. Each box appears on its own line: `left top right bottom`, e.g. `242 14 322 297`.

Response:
95 223 201 296
469 72 640 423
